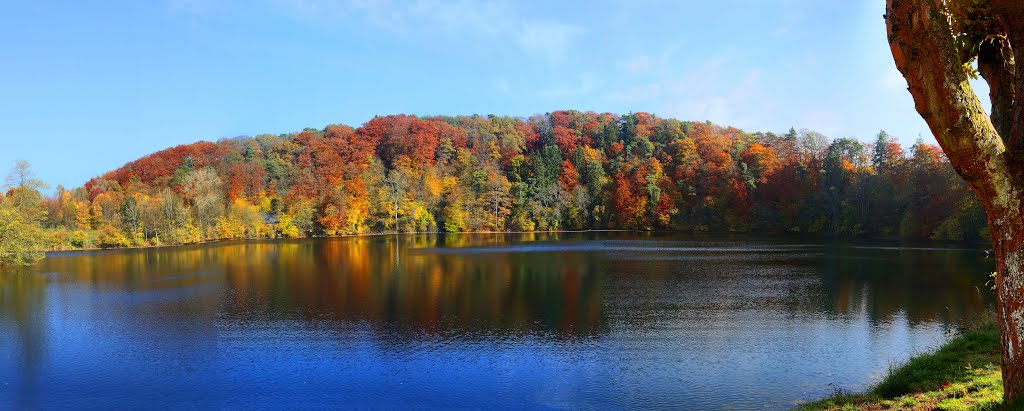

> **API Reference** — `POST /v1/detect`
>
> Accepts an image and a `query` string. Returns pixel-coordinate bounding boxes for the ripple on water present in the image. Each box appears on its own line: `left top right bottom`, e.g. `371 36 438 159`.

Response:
0 234 994 409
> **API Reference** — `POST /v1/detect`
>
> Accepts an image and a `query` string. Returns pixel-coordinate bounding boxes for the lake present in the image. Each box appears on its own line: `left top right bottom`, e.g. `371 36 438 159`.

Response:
0 233 995 409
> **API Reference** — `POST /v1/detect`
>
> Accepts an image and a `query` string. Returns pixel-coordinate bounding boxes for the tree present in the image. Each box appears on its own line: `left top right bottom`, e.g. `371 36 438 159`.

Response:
4 160 49 221
0 161 48 266
610 170 646 229
478 171 512 231
886 0 1024 401
119 196 142 244
823 138 868 234
6 160 37 189
0 198 46 266
178 167 224 233
872 130 905 175
16 110 989 262
383 168 408 232
866 131 908 237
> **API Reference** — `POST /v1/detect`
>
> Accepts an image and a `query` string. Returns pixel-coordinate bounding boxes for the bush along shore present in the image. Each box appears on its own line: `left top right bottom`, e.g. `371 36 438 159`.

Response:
799 321 1004 410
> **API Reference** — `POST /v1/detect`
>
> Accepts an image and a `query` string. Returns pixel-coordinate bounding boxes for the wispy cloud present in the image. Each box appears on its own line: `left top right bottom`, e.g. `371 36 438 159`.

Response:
269 0 403 31
797 110 842 137
537 72 602 98
607 83 661 103
620 56 654 73
168 0 224 19
516 21 586 63
408 0 508 35
608 57 725 104
618 44 679 74
606 55 780 130
267 0 585 62
495 78 512 95
662 68 773 127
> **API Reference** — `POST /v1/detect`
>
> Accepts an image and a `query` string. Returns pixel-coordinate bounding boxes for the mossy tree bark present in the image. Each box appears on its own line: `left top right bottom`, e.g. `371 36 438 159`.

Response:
886 0 1024 402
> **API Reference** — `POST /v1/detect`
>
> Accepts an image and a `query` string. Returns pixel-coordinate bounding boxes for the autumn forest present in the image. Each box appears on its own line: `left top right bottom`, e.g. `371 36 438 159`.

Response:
0 110 990 260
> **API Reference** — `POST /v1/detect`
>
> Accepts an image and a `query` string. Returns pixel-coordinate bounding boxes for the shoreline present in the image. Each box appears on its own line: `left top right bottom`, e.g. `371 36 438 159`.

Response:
43 228 992 257
798 320 1002 410
44 229 653 256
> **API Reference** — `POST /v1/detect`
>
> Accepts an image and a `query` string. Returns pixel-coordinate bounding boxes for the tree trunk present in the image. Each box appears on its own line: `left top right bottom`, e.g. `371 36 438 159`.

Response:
886 0 1024 403
993 210 1024 400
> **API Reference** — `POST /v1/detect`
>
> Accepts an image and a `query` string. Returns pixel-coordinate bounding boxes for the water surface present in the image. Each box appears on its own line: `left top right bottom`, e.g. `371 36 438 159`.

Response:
0 233 994 409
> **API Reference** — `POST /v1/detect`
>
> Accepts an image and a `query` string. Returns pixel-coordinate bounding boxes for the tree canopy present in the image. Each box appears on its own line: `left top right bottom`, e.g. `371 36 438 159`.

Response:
6 111 985 254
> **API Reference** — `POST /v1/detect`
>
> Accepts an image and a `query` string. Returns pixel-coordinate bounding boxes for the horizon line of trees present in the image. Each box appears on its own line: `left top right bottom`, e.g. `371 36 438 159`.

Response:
0 110 989 265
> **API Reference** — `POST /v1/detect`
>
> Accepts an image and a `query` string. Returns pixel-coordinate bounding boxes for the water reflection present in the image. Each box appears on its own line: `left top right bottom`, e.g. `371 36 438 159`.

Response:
0 233 995 409
818 243 990 325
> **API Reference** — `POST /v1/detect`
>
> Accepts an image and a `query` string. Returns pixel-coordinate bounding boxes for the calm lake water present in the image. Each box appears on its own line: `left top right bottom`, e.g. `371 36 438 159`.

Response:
0 233 995 409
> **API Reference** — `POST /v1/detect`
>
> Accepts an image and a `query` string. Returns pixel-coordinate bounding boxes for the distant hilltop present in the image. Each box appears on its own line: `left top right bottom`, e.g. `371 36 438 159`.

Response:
9 110 987 251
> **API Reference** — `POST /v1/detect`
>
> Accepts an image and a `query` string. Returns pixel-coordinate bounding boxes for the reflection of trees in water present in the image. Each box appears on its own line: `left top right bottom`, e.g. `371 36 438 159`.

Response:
3 235 990 356
594 239 993 333
0 233 609 402
600 249 826 332
816 244 994 325
219 234 608 339
12 233 608 340
0 271 48 392
3 248 227 396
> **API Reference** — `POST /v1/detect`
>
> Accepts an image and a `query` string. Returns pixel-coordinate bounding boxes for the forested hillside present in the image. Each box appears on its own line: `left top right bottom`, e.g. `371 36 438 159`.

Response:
5 110 989 251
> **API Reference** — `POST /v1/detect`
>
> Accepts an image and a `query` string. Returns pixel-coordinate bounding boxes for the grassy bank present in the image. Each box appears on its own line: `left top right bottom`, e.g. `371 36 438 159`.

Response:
800 322 1004 410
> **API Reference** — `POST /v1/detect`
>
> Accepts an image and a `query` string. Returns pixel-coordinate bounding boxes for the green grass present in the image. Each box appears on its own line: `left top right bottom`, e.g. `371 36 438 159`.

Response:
799 322 1005 410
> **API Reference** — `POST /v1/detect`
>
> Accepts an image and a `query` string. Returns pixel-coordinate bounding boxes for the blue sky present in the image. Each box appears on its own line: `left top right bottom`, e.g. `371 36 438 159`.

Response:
0 0 988 190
